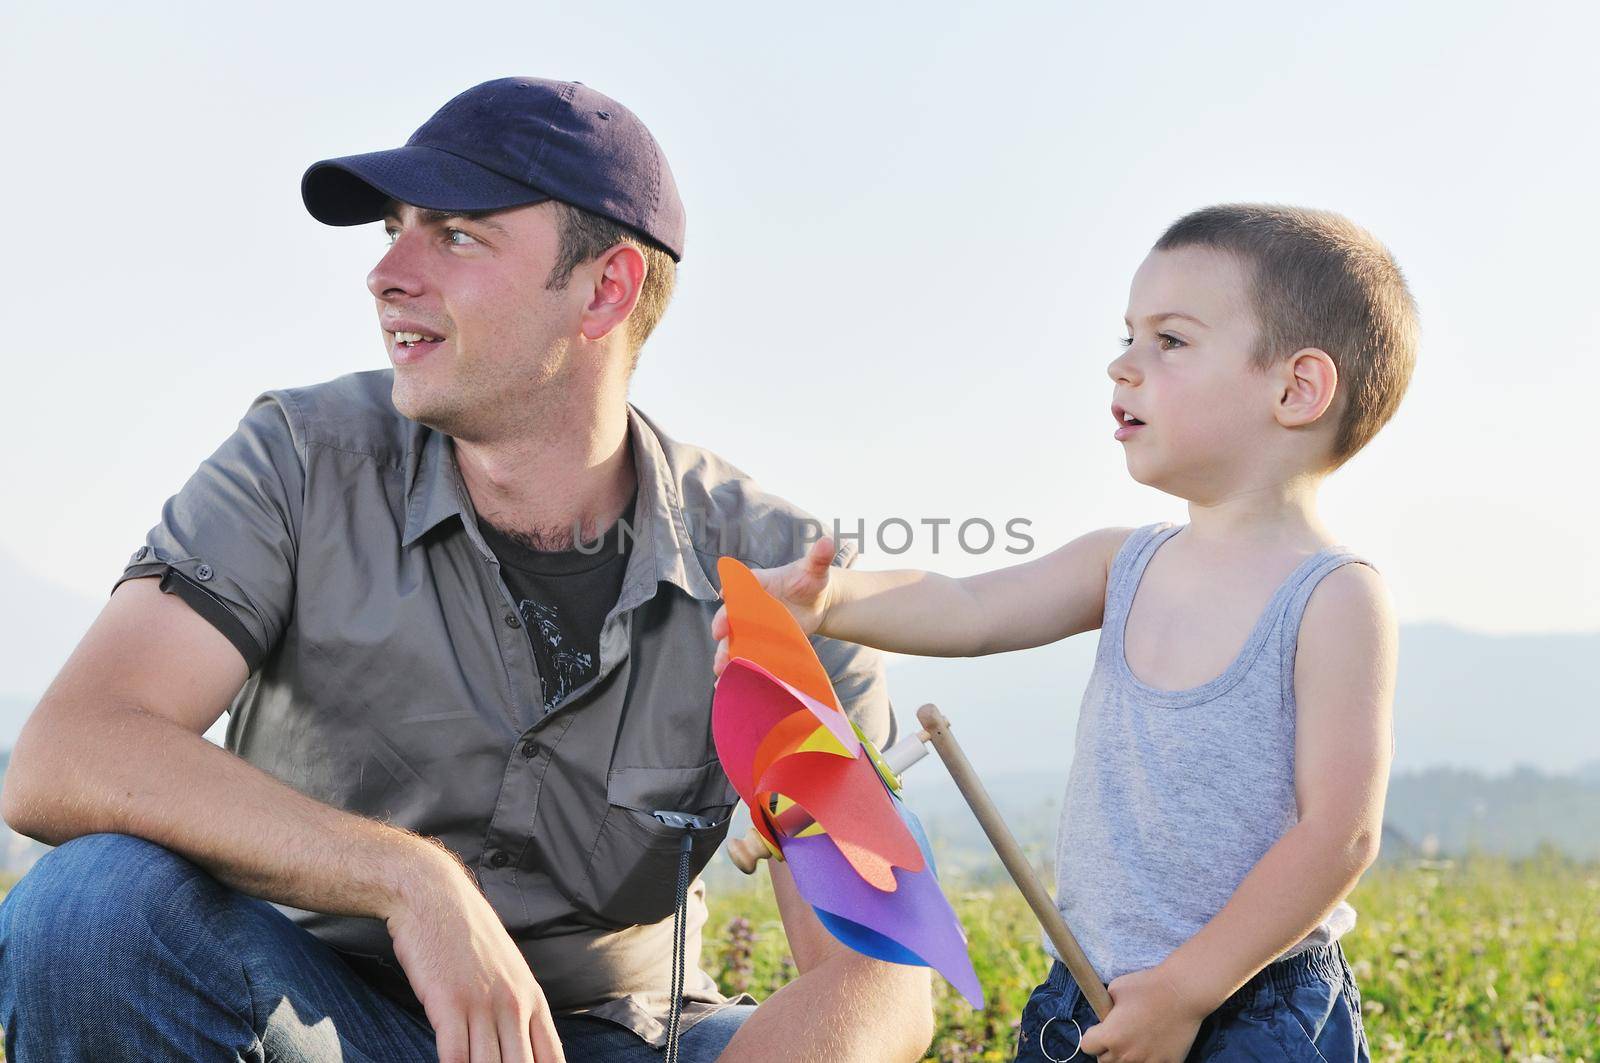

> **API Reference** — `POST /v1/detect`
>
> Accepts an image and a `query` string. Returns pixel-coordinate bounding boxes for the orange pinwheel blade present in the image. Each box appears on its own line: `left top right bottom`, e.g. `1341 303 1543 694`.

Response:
718 555 840 711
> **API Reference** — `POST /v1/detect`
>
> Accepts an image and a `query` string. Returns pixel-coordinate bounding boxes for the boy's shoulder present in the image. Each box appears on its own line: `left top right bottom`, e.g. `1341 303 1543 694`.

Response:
1294 551 1397 700
1301 554 1394 639
1088 525 1145 573
1079 523 1172 584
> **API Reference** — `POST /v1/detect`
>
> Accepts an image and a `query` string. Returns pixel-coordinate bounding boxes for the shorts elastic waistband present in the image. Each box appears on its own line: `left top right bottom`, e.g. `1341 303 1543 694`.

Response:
1219 940 1347 1013
1049 939 1348 1016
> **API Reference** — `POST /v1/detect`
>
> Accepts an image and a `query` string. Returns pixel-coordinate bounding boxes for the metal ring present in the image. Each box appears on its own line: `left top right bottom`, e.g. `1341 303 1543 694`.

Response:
1038 1015 1082 1061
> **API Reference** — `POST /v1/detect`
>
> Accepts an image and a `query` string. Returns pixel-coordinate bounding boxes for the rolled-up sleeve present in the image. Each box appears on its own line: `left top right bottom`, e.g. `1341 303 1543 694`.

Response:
112 393 304 674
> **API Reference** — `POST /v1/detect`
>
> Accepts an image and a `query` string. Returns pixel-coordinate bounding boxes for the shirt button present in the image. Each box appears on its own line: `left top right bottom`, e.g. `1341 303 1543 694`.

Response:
195 563 214 581
520 738 539 758
130 546 149 562
487 850 511 868
504 612 522 628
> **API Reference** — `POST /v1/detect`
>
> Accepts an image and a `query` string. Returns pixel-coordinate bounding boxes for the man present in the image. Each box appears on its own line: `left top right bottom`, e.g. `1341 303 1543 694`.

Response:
0 77 934 1062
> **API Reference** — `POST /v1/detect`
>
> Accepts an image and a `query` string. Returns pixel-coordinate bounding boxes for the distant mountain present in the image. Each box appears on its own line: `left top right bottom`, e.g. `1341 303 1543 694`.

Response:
0 547 104 742
697 761 1600 894
879 622 1600 778
1382 764 1600 860
890 763 1600 874
0 697 42 758
3 549 1595 775
0 750 52 875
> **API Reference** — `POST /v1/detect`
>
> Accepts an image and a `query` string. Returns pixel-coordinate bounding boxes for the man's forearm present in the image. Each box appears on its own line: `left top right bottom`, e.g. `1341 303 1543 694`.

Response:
3 694 454 921
718 951 933 1063
717 858 934 1062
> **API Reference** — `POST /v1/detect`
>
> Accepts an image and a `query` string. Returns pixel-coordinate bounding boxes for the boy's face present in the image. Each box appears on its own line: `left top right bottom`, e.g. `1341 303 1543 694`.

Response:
1109 246 1282 500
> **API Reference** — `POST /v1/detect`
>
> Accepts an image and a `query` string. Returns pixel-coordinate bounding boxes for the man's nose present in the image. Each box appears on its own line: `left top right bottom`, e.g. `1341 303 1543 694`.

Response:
367 231 427 301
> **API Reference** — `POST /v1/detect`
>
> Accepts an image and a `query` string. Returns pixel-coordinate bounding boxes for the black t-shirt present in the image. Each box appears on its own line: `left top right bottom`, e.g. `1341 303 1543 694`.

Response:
477 488 638 715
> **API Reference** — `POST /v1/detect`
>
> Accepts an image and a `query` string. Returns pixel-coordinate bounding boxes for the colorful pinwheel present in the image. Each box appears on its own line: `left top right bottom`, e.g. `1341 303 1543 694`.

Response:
711 556 983 1008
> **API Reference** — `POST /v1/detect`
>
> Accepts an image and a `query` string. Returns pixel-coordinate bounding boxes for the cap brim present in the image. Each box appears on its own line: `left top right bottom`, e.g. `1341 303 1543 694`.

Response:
301 144 550 226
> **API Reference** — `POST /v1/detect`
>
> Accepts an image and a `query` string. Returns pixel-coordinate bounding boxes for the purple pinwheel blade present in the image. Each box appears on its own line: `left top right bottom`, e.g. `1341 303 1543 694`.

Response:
784 800 984 1008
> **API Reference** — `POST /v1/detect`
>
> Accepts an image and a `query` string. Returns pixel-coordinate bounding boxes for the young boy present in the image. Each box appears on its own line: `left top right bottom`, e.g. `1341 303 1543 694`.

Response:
712 204 1414 1061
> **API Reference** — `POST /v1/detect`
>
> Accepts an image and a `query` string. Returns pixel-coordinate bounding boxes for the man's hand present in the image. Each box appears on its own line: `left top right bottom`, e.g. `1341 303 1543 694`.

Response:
384 840 566 1063
712 536 838 676
1076 963 1207 1063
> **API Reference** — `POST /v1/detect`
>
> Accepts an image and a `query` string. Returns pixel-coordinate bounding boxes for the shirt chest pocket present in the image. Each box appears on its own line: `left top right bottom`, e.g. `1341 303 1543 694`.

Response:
574 760 737 928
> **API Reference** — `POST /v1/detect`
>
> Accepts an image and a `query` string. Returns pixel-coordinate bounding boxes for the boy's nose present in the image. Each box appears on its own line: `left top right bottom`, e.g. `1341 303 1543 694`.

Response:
1107 351 1141 386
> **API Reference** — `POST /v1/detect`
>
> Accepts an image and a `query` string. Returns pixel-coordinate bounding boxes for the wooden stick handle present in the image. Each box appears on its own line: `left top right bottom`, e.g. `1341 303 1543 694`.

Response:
727 831 771 875
916 703 1113 1021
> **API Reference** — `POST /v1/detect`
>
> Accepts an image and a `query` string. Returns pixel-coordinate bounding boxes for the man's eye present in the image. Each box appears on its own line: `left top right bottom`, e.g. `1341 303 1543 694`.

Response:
1158 333 1184 350
380 227 476 246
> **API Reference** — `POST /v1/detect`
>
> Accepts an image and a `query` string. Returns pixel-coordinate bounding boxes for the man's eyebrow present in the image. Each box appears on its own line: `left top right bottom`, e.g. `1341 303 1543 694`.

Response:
381 201 509 235
1122 312 1210 329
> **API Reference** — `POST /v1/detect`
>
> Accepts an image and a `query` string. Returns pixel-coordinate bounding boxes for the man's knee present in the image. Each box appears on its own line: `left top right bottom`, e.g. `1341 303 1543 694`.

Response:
0 833 263 1056
0 832 218 980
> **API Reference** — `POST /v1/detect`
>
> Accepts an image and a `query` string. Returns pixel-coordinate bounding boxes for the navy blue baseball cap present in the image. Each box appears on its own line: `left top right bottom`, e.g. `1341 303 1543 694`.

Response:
301 77 685 261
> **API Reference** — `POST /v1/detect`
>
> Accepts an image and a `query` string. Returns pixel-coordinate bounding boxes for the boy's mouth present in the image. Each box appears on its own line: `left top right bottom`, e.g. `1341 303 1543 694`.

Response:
1112 402 1146 441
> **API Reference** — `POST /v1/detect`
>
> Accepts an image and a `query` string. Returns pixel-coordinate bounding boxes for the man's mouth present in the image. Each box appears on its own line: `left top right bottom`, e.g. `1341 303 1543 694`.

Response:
392 329 445 349
388 328 447 364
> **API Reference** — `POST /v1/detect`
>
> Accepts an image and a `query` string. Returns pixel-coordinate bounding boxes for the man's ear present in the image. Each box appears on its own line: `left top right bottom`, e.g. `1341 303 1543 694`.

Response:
578 243 647 344
1275 347 1339 429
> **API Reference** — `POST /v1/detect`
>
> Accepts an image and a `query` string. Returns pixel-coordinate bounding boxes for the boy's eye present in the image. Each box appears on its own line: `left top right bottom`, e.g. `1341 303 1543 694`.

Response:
1117 333 1185 350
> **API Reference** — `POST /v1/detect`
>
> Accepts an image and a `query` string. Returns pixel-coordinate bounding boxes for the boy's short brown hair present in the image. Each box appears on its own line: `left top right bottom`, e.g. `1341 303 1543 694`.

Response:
1155 204 1418 469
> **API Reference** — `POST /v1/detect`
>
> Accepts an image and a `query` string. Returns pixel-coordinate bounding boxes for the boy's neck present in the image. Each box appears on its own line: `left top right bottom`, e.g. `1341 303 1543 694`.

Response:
1181 474 1334 552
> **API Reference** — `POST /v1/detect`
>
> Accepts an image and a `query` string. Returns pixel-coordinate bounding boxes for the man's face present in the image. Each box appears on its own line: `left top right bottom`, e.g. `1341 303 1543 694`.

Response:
1107 246 1276 499
369 198 585 437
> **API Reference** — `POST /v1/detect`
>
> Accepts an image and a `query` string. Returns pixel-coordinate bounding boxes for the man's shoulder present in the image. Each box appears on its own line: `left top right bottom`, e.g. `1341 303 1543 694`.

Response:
638 408 846 578
256 368 409 465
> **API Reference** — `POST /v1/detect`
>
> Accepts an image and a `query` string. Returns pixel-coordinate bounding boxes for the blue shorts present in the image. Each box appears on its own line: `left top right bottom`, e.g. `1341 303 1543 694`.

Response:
1014 940 1370 1062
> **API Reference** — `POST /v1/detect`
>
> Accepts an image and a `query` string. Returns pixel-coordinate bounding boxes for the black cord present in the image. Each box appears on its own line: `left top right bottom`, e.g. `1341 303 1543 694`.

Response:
665 829 694 1063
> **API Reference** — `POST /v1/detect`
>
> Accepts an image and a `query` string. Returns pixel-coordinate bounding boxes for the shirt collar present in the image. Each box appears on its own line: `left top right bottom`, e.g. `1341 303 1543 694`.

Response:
400 403 719 604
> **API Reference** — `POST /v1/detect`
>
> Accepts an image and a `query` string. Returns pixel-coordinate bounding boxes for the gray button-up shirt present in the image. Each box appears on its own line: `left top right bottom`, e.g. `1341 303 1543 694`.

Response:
112 368 895 1045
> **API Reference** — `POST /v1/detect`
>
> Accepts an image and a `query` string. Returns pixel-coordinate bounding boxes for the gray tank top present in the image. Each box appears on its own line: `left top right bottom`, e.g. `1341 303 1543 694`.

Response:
1046 522 1373 981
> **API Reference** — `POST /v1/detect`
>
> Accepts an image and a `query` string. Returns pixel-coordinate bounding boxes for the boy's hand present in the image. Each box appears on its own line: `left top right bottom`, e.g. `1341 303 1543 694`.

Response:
711 535 838 677
1076 964 1207 1063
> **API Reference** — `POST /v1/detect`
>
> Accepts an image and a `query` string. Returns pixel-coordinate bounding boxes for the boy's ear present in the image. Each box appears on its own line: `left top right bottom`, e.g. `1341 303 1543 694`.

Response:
1274 347 1339 429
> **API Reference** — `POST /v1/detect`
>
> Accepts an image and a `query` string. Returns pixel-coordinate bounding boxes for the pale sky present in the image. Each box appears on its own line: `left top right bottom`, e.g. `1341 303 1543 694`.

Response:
3 1 1596 636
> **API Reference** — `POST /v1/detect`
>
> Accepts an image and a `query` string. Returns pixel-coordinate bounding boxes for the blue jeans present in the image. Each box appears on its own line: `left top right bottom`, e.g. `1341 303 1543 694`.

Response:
0 832 753 1061
1014 940 1370 1061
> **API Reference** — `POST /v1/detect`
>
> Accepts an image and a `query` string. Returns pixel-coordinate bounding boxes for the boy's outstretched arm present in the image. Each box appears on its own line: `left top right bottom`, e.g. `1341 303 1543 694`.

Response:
1080 563 1397 1059
714 527 1135 662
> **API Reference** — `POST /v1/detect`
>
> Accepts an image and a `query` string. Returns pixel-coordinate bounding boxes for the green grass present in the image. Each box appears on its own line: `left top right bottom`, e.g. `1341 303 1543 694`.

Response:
0 854 1593 1060
704 849 1600 1061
